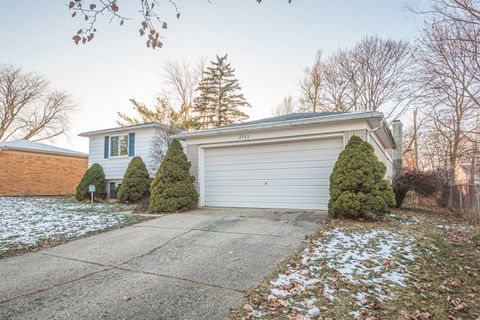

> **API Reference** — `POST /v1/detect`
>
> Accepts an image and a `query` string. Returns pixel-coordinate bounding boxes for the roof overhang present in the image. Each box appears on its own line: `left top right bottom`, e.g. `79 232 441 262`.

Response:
78 122 183 137
174 111 396 149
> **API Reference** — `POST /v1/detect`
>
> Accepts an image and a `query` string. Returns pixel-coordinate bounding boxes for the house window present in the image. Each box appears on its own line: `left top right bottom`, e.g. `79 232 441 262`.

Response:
110 135 129 157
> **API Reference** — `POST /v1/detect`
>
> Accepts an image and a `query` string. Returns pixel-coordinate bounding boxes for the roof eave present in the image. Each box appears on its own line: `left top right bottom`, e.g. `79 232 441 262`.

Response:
79 122 182 137
0 146 88 158
366 116 396 149
174 111 385 139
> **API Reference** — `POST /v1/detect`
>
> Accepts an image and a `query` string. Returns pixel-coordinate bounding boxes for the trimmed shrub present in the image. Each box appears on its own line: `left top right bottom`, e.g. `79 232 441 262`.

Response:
392 170 443 208
116 156 151 203
76 163 106 201
328 135 395 219
149 139 199 212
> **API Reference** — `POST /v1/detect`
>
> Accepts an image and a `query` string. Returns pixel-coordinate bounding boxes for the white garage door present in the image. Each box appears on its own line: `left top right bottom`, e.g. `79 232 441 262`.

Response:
204 137 343 210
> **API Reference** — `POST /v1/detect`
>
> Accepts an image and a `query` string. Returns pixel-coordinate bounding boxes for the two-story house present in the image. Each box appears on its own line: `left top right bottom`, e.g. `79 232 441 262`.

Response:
79 122 174 199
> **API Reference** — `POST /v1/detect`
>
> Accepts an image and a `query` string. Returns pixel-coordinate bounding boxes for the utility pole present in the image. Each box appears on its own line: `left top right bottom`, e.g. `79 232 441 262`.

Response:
413 108 419 171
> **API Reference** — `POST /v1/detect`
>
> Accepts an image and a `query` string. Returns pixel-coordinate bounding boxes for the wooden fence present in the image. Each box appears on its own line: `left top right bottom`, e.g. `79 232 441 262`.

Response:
443 184 480 223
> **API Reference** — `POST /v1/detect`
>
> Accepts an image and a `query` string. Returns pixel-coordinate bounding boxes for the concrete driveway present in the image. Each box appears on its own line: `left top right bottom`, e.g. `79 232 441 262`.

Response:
0 208 325 320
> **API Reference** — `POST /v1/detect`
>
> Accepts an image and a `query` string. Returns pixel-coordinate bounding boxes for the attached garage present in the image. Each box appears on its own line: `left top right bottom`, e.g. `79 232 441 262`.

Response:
204 137 343 210
176 111 400 211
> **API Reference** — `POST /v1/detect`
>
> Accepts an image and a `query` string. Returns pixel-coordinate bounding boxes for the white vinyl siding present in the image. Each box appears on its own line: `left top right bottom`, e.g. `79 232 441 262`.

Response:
203 137 343 210
369 133 394 180
87 127 163 180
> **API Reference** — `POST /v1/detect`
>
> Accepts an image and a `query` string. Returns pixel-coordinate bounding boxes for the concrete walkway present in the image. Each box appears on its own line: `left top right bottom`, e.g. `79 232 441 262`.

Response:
0 208 325 320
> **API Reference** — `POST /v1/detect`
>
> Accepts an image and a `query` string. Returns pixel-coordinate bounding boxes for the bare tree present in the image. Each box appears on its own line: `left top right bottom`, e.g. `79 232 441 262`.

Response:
348 36 413 113
118 58 204 130
160 59 205 129
320 51 353 112
298 50 323 112
271 96 296 116
117 59 204 167
0 64 74 142
416 17 480 184
300 36 414 117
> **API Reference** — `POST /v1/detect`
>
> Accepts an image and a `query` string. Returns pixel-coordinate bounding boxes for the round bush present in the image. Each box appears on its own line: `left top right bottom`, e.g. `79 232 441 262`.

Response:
116 156 151 203
328 135 395 218
76 163 106 201
149 139 199 212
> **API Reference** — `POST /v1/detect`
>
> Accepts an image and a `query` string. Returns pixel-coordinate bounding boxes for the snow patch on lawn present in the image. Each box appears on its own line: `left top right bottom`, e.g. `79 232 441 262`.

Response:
258 227 417 318
0 197 133 254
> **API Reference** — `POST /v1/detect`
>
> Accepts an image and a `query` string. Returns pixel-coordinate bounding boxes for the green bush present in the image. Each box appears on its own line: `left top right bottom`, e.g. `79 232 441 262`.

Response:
76 163 106 201
328 135 395 219
149 139 199 212
116 156 151 203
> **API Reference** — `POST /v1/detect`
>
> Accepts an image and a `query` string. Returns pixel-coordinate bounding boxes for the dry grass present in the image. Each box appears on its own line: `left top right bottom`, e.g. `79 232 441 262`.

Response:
228 208 480 320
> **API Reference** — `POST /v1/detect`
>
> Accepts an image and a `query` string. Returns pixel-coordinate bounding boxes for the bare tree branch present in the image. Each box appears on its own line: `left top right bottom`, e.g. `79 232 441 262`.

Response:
0 64 74 142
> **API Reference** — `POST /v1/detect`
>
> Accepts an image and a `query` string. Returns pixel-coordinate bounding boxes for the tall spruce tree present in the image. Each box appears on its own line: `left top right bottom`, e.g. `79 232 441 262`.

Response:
193 54 251 129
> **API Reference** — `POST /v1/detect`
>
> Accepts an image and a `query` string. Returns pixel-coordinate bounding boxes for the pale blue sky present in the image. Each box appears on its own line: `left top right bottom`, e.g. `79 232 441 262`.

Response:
0 0 428 152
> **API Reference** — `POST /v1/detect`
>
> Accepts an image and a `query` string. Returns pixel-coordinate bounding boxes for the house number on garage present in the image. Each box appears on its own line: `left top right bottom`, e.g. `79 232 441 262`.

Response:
238 134 250 140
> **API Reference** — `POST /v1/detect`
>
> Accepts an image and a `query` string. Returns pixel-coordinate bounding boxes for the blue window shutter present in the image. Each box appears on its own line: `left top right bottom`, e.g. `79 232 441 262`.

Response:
104 136 109 159
128 133 135 156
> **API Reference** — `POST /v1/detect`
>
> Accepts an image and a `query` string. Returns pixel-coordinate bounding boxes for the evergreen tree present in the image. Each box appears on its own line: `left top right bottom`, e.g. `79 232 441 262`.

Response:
76 163 106 201
116 156 151 203
149 139 199 212
193 54 251 129
328 135 395 219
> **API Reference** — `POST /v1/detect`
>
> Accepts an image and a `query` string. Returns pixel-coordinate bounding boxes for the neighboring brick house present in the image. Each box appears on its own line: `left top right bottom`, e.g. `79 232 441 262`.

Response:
0 140 88 196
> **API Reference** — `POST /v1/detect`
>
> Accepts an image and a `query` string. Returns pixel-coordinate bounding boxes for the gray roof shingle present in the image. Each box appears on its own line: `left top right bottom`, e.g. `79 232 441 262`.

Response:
222 112 347 128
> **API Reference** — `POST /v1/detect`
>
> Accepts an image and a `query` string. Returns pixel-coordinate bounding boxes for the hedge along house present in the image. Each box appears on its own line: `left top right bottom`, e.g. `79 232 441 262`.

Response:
79 122 176 199
0 140 88 196
175 111 402 211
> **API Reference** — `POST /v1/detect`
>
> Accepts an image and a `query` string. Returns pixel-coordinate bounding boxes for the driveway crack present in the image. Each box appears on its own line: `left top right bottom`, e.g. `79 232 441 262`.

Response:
130 225 285 238
116 266 246 294
118 229 194 266
37 252 112 267
0 267 113 305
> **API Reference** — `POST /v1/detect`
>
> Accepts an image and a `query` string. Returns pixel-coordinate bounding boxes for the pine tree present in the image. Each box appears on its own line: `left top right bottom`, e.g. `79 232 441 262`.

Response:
149 139 199 212
193 54 251 129
328 136 395 219
116 156 151 203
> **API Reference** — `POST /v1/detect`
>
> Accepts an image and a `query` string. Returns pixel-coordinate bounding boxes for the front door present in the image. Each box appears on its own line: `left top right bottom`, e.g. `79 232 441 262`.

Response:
109 182 116 199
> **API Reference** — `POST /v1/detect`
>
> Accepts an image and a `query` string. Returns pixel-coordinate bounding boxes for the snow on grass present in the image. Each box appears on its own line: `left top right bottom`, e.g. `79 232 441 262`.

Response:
0 197 134 255
255 227 417 319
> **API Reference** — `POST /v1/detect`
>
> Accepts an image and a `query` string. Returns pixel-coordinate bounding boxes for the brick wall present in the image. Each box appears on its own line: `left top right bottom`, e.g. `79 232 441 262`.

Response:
0 150 88 196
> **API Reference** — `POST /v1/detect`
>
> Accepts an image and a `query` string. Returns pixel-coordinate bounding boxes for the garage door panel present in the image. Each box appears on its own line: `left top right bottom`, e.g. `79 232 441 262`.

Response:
205 159 337 172
205 167 334 180
206 195 330 205
206 138 342 155
203 137 343 210
205 185 330 197
203 178 329 187
206 201 326 210
205 148 341 164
